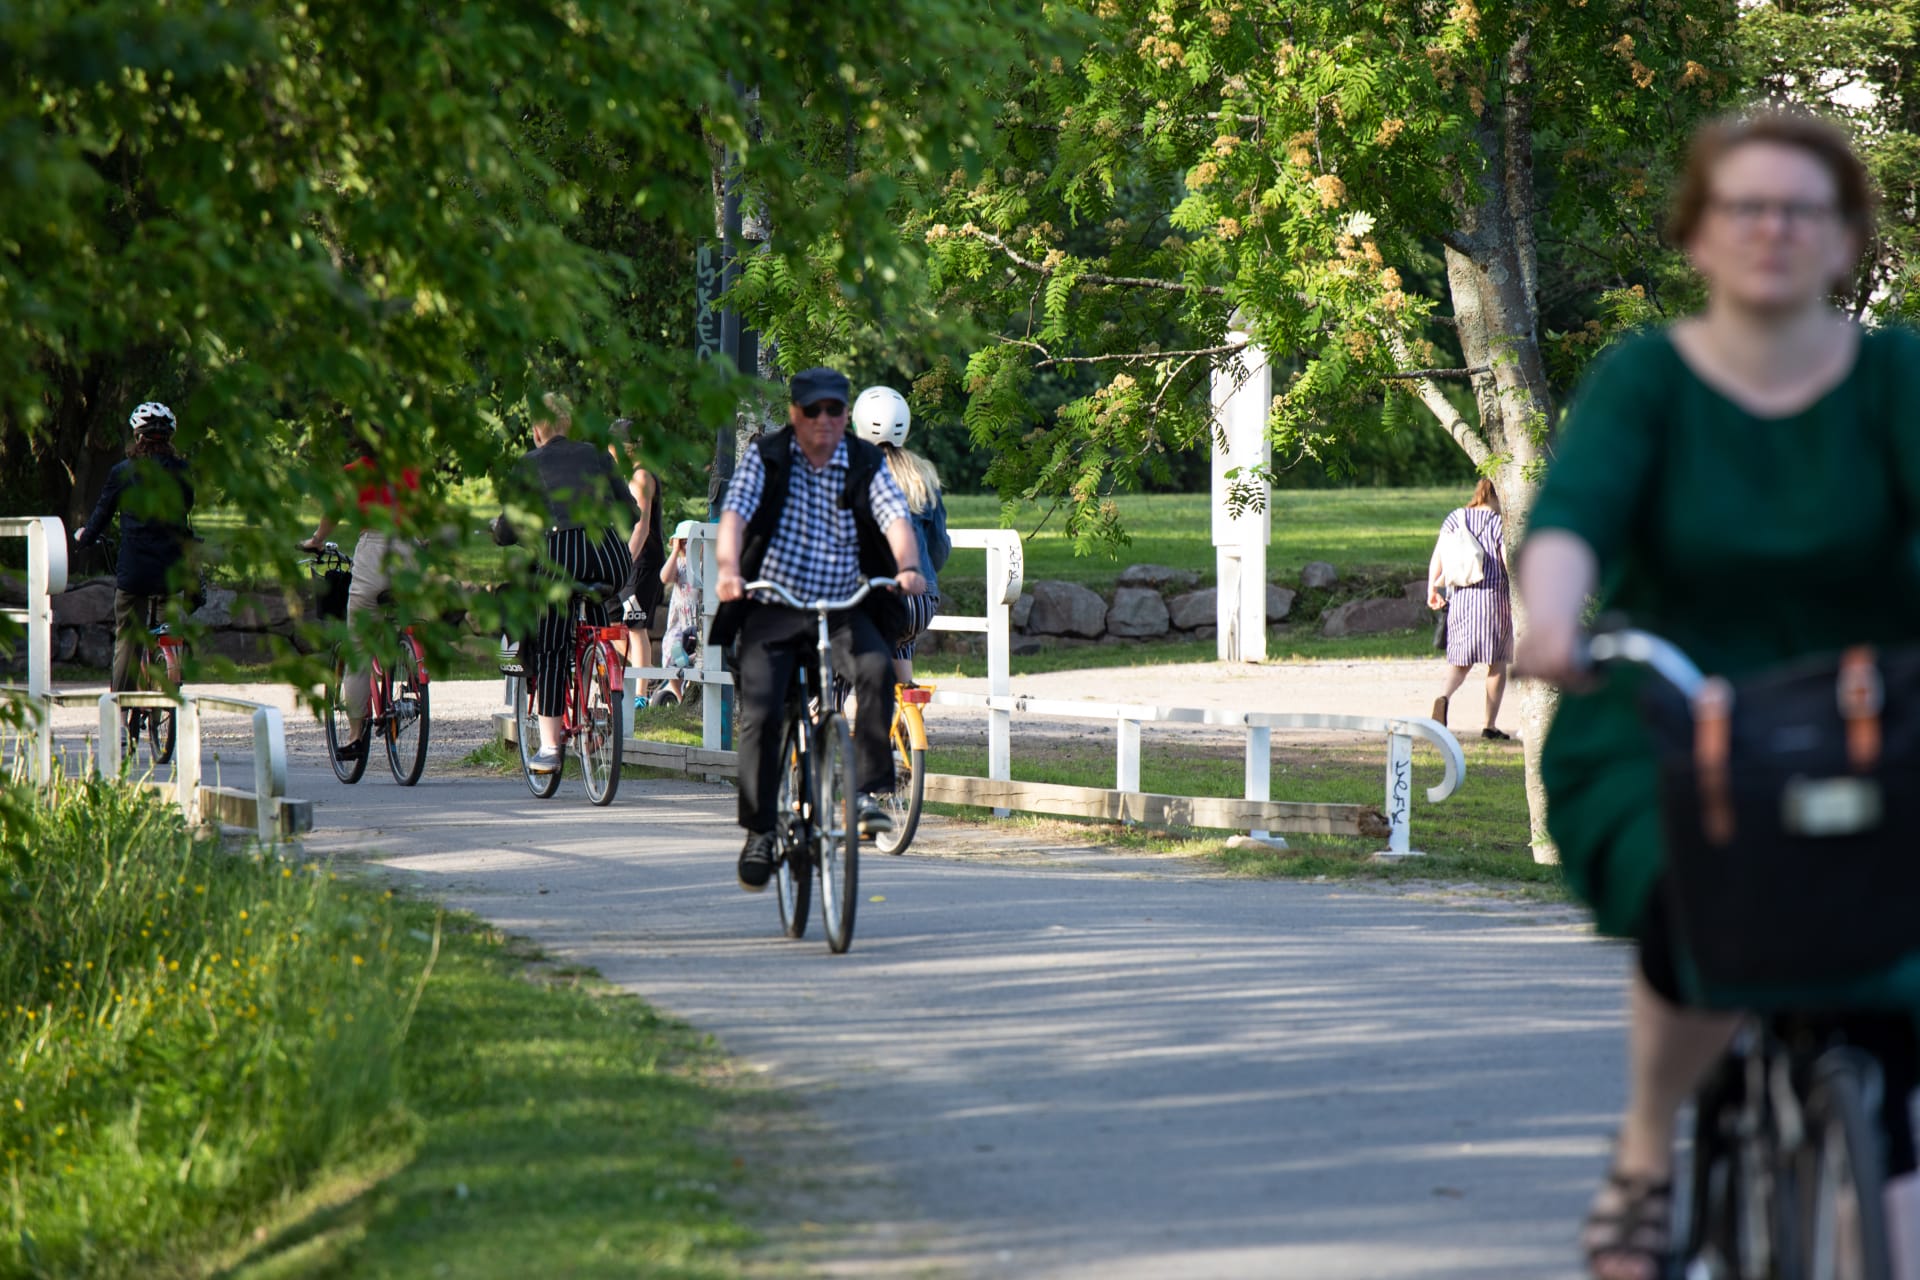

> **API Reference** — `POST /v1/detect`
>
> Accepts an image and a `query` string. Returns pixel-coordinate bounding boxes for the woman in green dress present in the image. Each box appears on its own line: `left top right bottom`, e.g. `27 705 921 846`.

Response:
1516 114 1919 1280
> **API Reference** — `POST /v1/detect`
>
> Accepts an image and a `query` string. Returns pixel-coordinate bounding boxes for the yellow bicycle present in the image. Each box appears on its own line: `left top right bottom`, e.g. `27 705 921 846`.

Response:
874 683 931 855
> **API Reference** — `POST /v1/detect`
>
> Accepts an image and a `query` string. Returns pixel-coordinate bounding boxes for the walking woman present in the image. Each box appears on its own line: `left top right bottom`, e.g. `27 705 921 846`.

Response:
1516 113 1920 1280
608 418 666 676
493 394 645 774
1425 478 1512 739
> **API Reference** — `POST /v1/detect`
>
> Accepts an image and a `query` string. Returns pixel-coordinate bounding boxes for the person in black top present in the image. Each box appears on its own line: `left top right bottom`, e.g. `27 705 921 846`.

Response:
608 418 666 677
74 402 197 693
492 393 645 773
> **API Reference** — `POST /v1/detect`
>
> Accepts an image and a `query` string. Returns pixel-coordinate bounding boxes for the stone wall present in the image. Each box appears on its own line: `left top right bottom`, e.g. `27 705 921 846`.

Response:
921 561 1435 655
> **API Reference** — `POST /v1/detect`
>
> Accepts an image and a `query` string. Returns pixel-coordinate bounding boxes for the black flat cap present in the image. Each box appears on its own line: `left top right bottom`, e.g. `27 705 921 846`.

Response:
789 367 851 407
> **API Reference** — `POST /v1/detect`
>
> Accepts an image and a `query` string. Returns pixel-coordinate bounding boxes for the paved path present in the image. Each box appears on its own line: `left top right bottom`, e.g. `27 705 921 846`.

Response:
47 671 1617 1277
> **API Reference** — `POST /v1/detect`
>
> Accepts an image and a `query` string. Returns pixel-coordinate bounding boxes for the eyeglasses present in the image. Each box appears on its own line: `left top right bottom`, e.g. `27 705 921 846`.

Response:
799 400 847 419
1707 197 1840 231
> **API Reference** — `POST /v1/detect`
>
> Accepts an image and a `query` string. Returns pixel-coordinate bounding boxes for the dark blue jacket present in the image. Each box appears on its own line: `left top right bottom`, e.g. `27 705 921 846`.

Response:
912 495 951 596
80 456 195 595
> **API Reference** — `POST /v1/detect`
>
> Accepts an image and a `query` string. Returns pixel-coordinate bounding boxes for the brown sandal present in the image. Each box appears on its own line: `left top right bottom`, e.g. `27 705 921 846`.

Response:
1431 695 1449 726
1581 1168 1672 1279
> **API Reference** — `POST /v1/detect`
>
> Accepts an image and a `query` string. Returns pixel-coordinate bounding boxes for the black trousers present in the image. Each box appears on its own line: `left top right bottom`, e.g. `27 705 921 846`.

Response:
735 604 895 833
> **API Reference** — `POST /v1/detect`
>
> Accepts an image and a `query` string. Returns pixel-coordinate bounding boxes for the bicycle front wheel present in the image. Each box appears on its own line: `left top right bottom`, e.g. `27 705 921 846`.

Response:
816 712 859 954
384 641 430 786
516 676 561 799
874 709 925 856
578 645 621 806
325 654 368 784
146 704 176 765
775 716 811 940
1799 1050 1893 1280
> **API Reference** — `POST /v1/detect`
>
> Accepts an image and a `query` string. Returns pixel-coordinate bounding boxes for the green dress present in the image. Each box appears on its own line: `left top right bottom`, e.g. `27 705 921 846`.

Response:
1531 326 1920 944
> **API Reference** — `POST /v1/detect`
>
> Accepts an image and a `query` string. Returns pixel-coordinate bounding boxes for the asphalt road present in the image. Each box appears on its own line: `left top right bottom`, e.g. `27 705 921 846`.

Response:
42 679 1624 1277
287 755 1623 1279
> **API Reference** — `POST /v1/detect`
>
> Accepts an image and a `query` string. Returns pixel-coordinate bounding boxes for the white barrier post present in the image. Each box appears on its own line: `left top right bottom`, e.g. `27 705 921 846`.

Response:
1379 726 1420 858
983 533 1021 813
694 523 726 751
1211 334 1271 663
249 705 286 843
175 700 202 825
1116 716 1141 793
1245 725 1272 841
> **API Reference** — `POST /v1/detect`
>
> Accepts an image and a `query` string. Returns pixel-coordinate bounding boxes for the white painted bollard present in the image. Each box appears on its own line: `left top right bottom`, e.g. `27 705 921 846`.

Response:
1377 727 1421 859
1116 716 1141 793
1245 725 1272 841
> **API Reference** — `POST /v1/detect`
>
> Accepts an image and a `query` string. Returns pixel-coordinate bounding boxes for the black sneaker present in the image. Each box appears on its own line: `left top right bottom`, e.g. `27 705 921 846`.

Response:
334 733 367 762
856 795 894 840
738 831 776 892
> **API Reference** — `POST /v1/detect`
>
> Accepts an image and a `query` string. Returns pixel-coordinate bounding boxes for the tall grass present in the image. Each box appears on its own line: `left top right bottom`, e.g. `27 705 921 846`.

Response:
0 777 434 1277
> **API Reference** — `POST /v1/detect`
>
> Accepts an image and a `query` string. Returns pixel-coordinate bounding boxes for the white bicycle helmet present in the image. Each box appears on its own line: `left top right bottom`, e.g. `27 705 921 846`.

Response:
128 401 177 437
851 386 911 449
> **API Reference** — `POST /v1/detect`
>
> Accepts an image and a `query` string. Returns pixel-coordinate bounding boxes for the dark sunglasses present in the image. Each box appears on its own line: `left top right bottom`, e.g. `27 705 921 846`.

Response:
799 400 847 419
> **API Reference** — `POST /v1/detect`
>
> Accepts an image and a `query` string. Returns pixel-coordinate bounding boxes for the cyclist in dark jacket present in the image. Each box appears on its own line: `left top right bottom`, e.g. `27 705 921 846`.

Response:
74 402 196 692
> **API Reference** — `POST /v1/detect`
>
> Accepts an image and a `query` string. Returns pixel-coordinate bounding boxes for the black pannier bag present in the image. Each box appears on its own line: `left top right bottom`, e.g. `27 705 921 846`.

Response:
1642 646 1920 991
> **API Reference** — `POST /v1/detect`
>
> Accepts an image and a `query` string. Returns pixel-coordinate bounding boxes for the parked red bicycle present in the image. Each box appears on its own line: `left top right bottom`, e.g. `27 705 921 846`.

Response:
505 582 626 805
303 543 431 786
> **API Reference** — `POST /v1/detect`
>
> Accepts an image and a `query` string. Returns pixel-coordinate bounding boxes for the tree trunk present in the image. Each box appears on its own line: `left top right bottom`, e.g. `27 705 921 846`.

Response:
1427 42 1562 863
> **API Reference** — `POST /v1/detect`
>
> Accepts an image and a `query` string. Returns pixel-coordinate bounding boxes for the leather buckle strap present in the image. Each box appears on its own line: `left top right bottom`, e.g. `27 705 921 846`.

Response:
1838 646 1884 773
1692 677 1736 846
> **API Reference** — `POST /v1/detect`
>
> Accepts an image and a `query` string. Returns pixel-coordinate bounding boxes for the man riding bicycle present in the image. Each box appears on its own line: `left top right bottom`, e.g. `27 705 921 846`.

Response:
711 367 927 893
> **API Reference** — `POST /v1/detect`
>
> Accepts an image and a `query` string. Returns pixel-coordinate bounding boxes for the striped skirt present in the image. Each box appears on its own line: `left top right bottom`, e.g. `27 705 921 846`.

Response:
529 526 632 714
1444 581 1513 667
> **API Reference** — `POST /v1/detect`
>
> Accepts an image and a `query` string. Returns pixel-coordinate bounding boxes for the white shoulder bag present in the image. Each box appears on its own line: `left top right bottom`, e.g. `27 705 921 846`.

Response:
1436 514 1486 589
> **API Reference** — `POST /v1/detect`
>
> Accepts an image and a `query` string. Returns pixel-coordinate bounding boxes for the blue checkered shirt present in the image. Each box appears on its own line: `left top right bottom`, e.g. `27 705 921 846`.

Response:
723 435 911 606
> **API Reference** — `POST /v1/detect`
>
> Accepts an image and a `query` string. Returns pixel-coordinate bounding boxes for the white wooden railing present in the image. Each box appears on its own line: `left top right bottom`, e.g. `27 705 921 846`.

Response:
0 516 68 780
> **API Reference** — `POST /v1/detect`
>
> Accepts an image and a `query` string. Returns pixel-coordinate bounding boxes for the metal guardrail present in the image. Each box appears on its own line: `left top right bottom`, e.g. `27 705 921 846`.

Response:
0 516 69 781
95 690 309 841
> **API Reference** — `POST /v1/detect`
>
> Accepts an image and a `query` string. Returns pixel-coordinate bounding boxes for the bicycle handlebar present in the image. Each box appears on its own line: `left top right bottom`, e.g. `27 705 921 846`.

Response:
1581 628 1708 699
741 577 897 613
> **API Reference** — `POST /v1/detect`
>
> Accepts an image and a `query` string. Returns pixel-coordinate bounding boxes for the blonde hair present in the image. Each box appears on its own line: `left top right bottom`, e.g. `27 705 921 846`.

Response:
1469 477 1500 512
539 391 573 435
883 444 941 513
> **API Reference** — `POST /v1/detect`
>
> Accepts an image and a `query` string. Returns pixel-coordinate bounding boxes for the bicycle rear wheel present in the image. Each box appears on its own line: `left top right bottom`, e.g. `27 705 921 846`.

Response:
384 639 430 786
516 676 561 798
874 708 925 856
1799 1050 1893 1280
816 712 859 953
775 716 811 939
578 644 621 806
147 642 181 765
325 653 368 784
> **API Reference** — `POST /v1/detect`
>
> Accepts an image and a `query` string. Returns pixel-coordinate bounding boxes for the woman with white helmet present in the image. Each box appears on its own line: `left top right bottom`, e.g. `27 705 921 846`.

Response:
74 402 197 693
852 386 950 683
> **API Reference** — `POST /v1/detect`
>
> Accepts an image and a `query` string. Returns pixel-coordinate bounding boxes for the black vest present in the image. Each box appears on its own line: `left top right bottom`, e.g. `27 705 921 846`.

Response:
710 427 905 649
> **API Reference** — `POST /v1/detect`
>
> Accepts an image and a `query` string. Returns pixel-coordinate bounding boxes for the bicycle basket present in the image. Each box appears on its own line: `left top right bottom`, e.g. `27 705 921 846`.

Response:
1643 645 1920 993
313 568 351 620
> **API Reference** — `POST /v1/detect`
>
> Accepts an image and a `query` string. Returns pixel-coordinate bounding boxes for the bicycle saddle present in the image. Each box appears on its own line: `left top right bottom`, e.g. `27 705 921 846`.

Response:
576 580 619 601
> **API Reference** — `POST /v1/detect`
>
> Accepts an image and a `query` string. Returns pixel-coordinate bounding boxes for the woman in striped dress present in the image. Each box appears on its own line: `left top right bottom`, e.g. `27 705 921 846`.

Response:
1425 478 1513 739
492 393 644 773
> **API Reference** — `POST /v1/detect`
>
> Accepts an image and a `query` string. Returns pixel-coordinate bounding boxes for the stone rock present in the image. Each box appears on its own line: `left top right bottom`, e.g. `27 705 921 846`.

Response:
0 573 26 605
1267 585 1296 622
1404 580 1432 605
200 630 275 665
1106 586 1171 638
1191 625 1217 642
1116 563 1200 592
1300 561 1339 590
55 626 79 662
1011 593 1034 631
1168 588 1216 631
1026 580 1107 638
1321 596 1428 638
191 586 237 628
51 580 116 628
1011 637 1045 657
232 591 295 632
76 625 113 670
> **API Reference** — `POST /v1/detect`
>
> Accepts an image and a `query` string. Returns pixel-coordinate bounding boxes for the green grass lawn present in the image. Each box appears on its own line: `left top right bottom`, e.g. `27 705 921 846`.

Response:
925 737 1558 894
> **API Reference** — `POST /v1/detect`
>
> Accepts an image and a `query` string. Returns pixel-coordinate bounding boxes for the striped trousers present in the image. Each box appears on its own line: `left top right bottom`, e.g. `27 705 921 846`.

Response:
528 526 631 714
